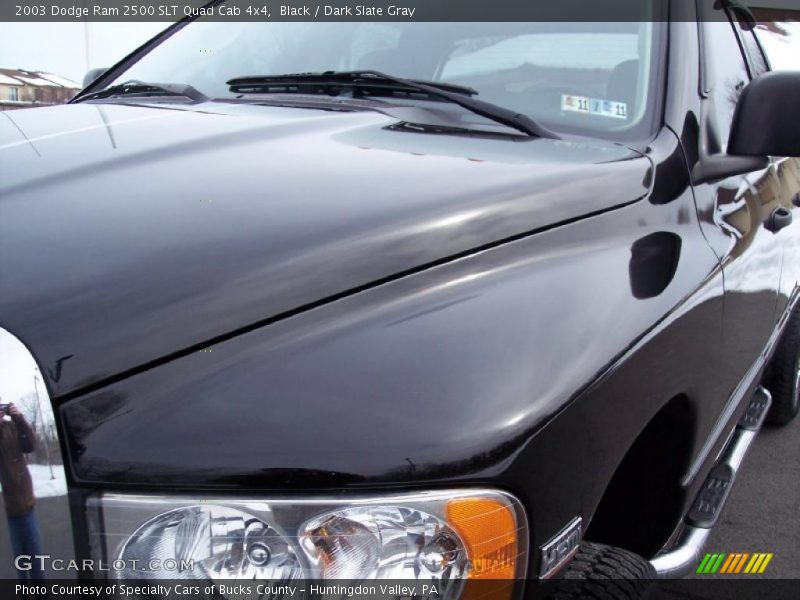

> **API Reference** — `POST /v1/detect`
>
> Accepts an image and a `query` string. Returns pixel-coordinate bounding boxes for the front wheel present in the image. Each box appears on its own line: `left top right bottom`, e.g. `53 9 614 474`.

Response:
549 541 655 599
763 305 800 426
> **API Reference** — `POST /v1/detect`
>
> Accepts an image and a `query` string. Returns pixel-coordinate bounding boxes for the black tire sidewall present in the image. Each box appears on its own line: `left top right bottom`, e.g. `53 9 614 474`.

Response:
765 307 800 426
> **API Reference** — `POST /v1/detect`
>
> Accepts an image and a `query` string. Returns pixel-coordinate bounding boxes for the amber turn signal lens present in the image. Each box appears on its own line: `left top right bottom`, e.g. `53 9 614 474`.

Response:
446 497 519 579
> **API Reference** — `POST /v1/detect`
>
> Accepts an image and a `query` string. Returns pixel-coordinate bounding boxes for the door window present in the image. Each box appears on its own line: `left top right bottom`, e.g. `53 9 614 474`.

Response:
701 18 751 151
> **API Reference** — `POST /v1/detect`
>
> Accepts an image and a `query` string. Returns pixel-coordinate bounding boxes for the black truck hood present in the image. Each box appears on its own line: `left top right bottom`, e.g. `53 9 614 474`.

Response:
0 102 650 398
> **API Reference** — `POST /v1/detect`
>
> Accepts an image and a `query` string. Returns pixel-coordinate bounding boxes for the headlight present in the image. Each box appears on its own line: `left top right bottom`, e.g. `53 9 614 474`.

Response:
88 490 526 597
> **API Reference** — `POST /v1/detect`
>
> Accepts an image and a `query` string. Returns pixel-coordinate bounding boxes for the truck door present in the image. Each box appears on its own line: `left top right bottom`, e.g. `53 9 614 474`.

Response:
747 16 800 318
690 4 784 387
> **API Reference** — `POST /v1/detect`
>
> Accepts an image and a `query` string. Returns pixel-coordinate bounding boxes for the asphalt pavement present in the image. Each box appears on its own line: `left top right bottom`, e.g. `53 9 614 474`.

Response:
650 412 799 600
0 494 74 580
696 412 800 579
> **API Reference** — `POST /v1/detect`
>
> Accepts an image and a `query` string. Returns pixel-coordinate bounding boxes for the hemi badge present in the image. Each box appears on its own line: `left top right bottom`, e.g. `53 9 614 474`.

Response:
539 516 583 579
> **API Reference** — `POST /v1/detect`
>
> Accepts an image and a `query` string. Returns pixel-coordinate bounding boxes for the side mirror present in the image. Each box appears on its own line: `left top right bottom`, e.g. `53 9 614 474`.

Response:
728 71 800 157
82 67 108 88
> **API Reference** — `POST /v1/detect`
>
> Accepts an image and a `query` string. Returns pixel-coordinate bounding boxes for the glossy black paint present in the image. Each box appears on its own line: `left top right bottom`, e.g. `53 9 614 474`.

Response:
1 5 799 581
729 71 800 157
0 103 648 398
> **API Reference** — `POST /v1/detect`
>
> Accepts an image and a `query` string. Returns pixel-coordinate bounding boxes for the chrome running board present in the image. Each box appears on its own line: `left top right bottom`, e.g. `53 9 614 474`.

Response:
649 386 771 578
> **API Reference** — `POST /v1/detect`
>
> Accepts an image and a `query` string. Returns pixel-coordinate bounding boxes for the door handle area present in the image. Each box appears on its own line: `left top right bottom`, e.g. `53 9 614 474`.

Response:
766 206 793 233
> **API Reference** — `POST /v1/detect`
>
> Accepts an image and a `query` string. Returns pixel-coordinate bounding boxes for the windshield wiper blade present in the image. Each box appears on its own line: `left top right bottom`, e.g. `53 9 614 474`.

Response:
75 80 207 103
228 71 478 98
227 70 559 139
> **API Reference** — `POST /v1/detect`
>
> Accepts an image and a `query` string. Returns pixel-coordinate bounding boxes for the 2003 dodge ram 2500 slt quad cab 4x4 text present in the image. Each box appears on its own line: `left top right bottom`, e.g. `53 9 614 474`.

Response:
0 1 799 597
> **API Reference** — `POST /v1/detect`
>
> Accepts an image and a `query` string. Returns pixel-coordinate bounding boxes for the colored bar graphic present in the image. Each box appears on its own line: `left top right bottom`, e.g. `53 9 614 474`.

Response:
758 554 773 573
711 553 726 573
705 554 719 573
728 553 739 573
698 552 773 574
697 554 712 574
709 554 719 573
745 554 760 573
734 553 749 573
720 552 740 573
721 553 741 573
720 553 736 574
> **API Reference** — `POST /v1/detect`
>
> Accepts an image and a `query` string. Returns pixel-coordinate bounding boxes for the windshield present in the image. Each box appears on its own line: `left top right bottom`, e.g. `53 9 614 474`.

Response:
105 20 663 140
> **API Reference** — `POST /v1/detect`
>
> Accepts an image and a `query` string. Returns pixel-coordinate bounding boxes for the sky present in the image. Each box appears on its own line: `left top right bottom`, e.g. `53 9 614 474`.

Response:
1 18 799 86
757 20 800 70
0 329 44 407
0 330 59 471
0 22 171 84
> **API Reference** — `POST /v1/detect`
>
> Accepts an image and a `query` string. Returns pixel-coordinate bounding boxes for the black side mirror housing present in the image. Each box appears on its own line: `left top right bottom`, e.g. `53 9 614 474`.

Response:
728 71 800 157
82 67 108 89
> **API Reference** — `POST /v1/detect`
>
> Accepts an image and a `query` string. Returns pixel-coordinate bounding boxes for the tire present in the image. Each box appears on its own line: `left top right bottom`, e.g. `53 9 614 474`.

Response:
548 541 655 600
763 306 800 426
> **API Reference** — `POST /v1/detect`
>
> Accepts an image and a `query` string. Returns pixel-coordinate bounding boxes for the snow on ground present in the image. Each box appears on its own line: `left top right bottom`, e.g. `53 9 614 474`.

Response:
0 463 67 498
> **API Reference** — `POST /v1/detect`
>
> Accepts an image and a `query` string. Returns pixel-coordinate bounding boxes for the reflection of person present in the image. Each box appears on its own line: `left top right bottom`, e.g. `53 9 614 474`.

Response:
0 398 44 580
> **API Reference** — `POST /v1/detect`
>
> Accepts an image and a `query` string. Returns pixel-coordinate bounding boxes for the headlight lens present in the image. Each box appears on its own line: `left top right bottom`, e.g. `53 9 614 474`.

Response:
301 506 468 580
118 505 304 581
89 490 526 595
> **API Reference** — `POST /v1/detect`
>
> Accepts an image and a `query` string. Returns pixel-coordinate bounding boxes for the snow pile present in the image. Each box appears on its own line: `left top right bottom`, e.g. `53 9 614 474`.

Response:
0 463 67 499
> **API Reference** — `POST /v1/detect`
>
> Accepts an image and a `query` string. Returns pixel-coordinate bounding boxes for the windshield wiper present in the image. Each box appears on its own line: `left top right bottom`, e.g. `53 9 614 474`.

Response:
229 71 478 97
227 70 559 139
75 80 207 103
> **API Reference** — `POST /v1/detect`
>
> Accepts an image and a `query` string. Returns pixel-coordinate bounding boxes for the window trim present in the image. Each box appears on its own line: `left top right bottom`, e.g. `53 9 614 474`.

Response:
732 19 773 77
697 0 754 94
696 1 755 156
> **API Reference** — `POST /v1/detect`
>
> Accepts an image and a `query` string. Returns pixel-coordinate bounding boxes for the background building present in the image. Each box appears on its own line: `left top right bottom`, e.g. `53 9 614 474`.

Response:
0 68 80 111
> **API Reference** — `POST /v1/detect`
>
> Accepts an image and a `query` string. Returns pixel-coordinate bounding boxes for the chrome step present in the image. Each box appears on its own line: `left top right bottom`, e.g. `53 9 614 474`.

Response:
649 386 771 578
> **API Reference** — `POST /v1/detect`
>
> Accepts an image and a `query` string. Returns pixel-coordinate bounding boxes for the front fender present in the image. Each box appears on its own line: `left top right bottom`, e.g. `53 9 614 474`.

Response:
59 189 717 495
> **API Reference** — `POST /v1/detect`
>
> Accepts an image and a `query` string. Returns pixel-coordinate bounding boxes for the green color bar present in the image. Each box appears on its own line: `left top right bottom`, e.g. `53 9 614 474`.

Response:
710 553 726 573
697 554 712 573
703 554 718 573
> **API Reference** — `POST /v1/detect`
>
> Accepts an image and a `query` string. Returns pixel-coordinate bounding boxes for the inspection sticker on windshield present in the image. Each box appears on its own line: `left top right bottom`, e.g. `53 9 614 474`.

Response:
562 95 628 120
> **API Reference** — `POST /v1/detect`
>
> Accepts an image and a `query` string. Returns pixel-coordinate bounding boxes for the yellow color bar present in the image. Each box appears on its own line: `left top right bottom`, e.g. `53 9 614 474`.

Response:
758 554 774 574
744 554 759 573
745 553 766 573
